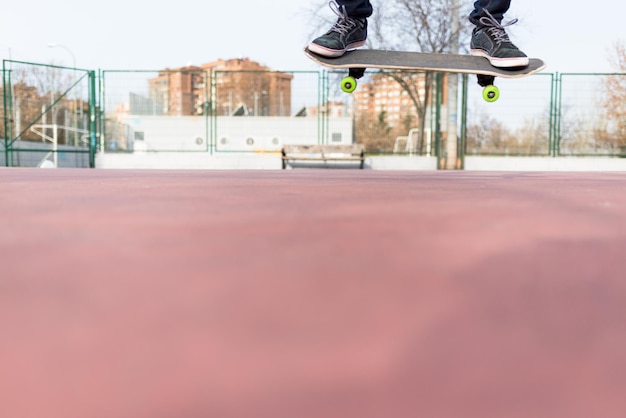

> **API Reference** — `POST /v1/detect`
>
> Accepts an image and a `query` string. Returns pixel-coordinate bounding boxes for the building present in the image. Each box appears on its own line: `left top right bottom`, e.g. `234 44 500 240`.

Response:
146 58 294 117
353 72 448 127
148 66 205 116
203 58 293 117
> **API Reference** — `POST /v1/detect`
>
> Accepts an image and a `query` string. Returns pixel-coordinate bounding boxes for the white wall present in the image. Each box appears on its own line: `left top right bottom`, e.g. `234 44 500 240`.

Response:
119 116 353 152
464 156 626 171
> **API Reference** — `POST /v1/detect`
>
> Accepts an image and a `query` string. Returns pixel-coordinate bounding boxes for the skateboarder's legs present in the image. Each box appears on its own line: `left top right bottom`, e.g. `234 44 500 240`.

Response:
470 0 511 24
332 0 512 22
332 0 373 19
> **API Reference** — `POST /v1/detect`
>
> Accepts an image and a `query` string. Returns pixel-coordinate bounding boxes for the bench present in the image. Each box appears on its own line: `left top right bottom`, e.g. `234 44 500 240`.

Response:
281 144 365 169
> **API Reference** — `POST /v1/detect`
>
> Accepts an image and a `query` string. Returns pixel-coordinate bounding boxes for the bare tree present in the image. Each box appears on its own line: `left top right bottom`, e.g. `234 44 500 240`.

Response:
5 63 77 143
371 0 469 53
601 41 626 152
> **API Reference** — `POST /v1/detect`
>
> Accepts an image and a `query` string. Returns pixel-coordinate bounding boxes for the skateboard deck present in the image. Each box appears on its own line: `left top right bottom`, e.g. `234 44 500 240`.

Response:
304 47 546 102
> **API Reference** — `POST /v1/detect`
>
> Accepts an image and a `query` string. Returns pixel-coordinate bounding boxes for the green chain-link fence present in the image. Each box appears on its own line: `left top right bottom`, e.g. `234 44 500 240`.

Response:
2 60 96 167
100 69 325 154
4 58 626 167
556 73 626 156
100 69 210 153
462 73 555 156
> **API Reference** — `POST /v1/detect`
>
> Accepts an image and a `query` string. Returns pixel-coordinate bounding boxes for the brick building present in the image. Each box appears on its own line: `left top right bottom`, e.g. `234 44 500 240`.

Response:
148 67 205 116
147 58 293 117
353 72 448 127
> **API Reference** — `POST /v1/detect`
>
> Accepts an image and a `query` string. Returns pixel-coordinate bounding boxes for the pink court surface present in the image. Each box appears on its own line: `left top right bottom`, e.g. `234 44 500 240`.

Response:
2 168 626 418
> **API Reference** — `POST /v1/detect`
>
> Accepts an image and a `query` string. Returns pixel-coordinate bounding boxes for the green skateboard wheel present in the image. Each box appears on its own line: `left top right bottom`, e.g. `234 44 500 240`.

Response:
483 85 500 102
341 76 357 93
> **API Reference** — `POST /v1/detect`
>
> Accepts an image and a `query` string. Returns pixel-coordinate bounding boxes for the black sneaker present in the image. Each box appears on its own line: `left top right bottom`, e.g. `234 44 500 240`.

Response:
470 11 529 68
308 1 367 58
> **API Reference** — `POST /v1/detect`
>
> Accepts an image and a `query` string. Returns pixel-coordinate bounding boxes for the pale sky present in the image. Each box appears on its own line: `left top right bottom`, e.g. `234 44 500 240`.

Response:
1 0 624 73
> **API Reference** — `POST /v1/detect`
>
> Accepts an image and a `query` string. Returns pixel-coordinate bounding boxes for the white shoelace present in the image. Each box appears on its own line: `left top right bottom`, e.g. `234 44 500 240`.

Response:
327 0 360 35
478 10 518 45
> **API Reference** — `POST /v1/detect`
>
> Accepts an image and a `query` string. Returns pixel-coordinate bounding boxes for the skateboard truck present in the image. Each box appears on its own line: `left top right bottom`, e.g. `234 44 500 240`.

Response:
477 74 499 102
341 68 366 93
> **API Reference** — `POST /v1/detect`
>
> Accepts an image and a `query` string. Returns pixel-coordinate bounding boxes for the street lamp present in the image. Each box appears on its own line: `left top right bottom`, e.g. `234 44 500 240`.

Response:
48 43 79 146
47 43 76 68
0 44 13 60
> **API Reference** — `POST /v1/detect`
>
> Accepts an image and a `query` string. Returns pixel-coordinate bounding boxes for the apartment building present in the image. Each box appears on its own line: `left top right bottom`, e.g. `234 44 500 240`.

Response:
353 72 448 127
146 58 293 117
148 66 204 116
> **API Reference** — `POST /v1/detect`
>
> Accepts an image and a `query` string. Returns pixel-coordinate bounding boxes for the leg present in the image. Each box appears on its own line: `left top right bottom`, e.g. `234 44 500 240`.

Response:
335 0 373 19
469 0 511 25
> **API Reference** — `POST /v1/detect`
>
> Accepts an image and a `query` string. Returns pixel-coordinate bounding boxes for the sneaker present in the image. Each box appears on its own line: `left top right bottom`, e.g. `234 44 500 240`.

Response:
470 10 529 68
308 1 367 58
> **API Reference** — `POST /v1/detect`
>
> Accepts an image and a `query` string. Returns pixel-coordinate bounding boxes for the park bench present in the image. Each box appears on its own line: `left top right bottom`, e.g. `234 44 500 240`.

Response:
281 144 365 169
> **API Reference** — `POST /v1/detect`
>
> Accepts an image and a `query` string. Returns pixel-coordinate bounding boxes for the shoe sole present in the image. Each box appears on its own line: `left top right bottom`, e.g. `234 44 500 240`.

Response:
307 40 366 58
470 49 529 68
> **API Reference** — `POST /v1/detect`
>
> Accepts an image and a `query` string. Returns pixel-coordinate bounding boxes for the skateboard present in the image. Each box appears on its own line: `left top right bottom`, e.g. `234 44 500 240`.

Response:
304 48 546 102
